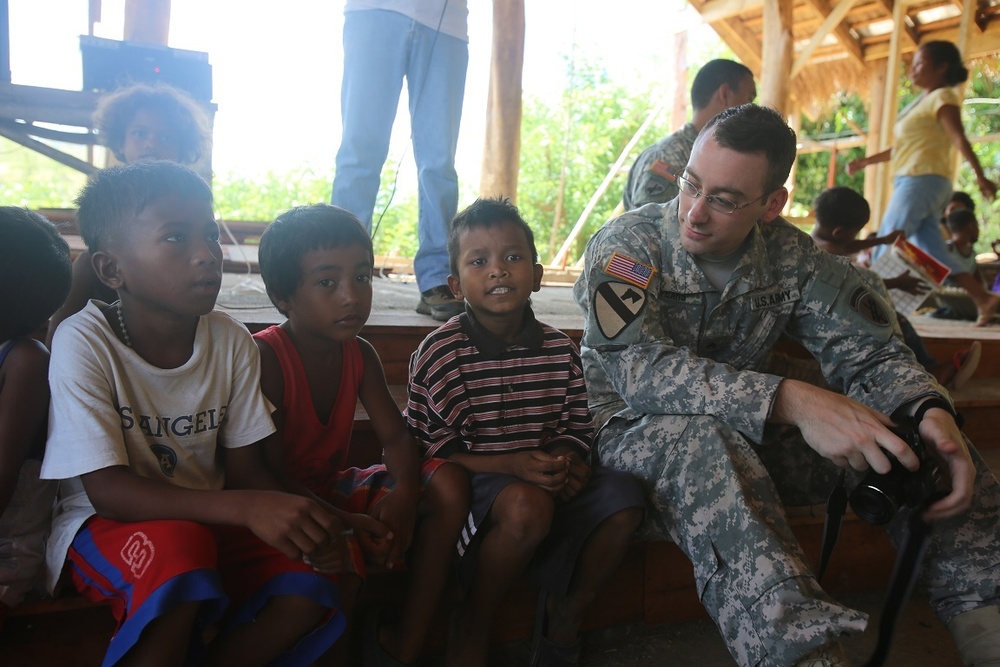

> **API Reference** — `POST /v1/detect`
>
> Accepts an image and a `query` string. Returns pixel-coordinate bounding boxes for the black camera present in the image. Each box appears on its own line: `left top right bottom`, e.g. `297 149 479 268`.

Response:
849 422 951 525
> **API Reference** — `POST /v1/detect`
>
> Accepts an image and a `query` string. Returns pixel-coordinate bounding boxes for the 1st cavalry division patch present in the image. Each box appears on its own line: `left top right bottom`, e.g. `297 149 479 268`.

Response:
604 252 656 289
595 281 646 339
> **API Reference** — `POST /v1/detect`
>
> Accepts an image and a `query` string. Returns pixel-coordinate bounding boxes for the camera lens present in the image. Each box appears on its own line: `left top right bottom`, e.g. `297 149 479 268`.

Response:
850 483 900 525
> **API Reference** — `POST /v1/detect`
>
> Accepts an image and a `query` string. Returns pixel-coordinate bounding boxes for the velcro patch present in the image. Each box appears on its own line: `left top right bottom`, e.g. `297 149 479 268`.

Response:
850 286 891 327
604 252 656 289
594 281 647 339
650 159 678 182
750 288 800 310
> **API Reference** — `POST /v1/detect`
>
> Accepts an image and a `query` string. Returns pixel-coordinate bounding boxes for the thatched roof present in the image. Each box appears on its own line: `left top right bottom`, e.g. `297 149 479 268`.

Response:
686 0 1000 113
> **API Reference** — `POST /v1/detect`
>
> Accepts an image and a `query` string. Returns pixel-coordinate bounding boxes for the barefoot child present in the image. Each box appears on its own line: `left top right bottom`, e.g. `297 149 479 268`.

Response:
254 203 470 665
0 208 71 624
406 197 645 667
41 162 344 666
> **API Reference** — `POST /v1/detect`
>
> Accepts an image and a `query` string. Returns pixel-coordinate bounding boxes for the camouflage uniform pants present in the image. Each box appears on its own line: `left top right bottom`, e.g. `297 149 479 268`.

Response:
597 414 1000 667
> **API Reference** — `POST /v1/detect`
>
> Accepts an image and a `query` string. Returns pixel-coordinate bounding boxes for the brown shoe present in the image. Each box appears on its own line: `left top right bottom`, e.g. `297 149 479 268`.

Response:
417 285 464 321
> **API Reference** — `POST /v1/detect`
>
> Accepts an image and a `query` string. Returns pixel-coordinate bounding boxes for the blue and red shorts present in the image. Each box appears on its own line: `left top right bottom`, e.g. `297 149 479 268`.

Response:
67 517 344 667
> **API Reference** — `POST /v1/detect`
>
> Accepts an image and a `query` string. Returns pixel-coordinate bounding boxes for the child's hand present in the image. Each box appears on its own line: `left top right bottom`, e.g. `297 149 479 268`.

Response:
559 451 593 501
303 537 349 574
881 230 904 245
886 270 930 295
337 511 394 567
241 490 337 561
509 450 569 495
370 485 420 567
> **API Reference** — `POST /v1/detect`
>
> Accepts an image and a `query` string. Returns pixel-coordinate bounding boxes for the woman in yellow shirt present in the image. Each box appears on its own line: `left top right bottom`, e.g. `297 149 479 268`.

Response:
849 41 998 325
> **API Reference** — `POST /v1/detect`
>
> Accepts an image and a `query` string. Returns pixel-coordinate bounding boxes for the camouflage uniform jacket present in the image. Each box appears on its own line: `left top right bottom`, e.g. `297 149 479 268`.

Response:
622 123 699 210
574 200 948 439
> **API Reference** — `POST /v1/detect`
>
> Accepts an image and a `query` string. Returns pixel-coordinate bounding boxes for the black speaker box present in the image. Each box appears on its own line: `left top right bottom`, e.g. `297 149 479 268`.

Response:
80 35 212 102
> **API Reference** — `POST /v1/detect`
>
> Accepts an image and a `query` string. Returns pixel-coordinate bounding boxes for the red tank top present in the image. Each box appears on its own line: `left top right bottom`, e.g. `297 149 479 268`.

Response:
253 326 364 496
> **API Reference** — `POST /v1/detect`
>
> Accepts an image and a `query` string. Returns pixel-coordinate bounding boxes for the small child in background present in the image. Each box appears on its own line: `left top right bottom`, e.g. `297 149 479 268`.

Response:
47 83 213 346
811 186 980 390
944 208 984 284
407 197 645 667
254 203 470 666
94 83 212 166
41 162 344 667
0 208 71 625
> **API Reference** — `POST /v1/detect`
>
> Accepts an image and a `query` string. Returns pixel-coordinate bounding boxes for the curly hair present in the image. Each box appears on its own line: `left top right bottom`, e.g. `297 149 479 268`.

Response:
93 83 212 164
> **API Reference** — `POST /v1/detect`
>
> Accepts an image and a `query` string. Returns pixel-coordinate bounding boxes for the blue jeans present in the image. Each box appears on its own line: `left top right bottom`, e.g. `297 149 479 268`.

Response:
331 9 469 292
872 175 965 274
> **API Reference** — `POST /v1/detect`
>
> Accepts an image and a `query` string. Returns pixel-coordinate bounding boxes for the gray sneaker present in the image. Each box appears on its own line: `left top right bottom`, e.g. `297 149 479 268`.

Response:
417 285 464 321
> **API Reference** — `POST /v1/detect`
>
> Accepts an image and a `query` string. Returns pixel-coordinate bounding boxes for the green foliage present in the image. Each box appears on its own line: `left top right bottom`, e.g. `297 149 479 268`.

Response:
0 139 88 207
516 56 672 264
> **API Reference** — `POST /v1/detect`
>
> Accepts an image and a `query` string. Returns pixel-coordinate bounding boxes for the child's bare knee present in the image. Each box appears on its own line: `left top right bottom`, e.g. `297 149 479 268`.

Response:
425 462 470 511
492 483 554 543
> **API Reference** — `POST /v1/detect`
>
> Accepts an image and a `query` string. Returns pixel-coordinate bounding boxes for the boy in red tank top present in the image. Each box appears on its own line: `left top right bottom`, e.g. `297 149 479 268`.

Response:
254 203 470 666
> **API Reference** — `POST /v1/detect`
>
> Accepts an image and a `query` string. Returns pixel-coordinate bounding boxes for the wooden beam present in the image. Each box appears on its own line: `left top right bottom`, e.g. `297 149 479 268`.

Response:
709 17 764 73
793 0 863 77
760 0 795 112
124 0 170 44
700 0 762 24
0 123 98 175
863 18 1000 58
865 58 887 221
479 0 525 201
671 32 688 132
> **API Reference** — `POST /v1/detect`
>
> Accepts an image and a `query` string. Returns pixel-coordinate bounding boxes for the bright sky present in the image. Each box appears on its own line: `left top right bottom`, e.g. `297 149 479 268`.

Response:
7 0 725 181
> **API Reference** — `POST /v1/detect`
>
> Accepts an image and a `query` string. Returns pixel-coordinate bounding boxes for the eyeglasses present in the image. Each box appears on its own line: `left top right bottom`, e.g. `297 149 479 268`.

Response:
676 174 768 215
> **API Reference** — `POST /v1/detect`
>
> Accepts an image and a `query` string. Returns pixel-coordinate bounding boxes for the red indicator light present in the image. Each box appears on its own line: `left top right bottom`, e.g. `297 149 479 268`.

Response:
154 67 161 73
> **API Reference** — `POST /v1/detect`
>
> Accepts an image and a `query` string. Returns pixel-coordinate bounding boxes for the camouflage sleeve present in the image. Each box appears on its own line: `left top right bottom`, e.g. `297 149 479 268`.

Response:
788 245 948 416
578 219 782 443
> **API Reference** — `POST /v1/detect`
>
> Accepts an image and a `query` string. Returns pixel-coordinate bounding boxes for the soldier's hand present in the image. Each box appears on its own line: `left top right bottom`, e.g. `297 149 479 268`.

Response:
917 406 974 520
771 380 919 473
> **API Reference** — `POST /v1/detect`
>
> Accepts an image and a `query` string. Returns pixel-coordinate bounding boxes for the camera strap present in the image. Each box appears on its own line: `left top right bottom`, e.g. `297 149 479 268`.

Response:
816 476 933 667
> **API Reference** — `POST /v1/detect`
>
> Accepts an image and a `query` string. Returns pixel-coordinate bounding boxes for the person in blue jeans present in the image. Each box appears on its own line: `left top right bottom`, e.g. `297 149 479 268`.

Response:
331 0 469 321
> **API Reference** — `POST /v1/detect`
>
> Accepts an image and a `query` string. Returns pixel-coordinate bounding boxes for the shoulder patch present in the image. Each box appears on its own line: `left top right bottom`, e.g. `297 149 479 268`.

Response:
649 159 678 182
594 281 647 339
849 286 891 327
604 252 656 289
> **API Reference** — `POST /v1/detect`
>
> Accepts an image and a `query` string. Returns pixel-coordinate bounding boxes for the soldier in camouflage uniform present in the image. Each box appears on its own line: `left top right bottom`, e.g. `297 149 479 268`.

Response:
622 59 755 211
577 104 1000 667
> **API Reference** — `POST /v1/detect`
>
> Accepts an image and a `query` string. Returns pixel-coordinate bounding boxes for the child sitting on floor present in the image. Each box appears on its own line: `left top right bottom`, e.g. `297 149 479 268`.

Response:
47 83 213 346
41 162 344 667
811 186 980 390
253 203 470 666
0 208 71 625
944 208 985 285
406 197 645 667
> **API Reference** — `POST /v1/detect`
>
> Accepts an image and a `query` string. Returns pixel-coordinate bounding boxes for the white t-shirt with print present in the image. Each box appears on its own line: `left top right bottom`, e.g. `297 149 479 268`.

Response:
40 301 275 591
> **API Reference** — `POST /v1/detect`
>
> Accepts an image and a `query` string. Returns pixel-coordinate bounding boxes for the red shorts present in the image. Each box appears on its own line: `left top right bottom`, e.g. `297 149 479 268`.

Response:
68 517 344 667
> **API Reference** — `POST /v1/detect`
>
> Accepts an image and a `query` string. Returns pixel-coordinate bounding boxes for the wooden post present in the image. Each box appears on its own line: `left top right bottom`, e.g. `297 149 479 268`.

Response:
874 0 909 227
865 58 887 224
124 0 171 44
671 31 688 132
479 0 525 202
760 0 794 113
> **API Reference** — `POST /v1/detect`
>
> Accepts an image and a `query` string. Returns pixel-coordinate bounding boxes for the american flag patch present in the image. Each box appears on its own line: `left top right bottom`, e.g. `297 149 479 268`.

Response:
604 252 656 289
650 159 677 181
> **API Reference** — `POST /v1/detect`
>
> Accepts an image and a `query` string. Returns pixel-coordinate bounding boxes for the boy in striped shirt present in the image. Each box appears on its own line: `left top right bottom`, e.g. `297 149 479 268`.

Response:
406 197 644 667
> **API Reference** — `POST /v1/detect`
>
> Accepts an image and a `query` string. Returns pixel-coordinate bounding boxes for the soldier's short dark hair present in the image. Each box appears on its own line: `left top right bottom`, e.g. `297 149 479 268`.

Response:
702 104 797 194
691 59 754 110
814 187 870 233
449 197 538 277
258 203 373 315
0 207 72 340
75 161 213 253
